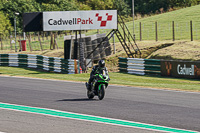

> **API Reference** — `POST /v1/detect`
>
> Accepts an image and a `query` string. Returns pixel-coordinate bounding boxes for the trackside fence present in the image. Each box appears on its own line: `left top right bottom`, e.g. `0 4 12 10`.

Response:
0 54 79 74
118 57 161 75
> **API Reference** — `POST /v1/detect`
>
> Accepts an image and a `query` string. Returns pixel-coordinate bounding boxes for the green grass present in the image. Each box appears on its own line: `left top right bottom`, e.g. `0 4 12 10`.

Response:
0 66 200 92
127 5 200 41
86 5 200 41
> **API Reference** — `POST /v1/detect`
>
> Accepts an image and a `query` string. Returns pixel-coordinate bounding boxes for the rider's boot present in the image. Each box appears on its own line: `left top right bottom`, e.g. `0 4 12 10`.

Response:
87 83 92 91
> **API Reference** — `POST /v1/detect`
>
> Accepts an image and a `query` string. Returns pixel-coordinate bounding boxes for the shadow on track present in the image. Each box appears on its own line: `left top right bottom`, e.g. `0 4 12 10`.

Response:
56 98 97 102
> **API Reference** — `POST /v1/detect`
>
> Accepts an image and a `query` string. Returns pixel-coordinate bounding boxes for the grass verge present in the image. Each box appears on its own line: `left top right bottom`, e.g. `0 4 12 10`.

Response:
0 66 200 92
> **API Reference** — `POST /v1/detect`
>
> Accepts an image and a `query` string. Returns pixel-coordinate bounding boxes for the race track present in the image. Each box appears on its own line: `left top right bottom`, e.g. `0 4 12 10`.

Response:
0 76 200 133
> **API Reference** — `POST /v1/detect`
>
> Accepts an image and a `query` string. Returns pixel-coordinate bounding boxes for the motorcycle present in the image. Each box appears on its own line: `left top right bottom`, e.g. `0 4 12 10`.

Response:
85 69 110 100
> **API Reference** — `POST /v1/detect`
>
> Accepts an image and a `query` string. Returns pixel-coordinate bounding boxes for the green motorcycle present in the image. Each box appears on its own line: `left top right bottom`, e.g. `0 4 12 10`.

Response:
86 69 110 100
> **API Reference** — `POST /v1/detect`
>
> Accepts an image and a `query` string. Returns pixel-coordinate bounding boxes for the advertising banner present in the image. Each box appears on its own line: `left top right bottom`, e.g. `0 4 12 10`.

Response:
43 10 117 31
161 60 200 79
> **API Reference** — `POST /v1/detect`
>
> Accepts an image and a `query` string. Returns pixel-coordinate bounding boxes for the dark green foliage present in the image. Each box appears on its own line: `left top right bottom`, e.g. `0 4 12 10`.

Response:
0 0 199 32
1 0 41 32
0 0 78 32
128 0 200 15
113 0 131 16
0 11 13 36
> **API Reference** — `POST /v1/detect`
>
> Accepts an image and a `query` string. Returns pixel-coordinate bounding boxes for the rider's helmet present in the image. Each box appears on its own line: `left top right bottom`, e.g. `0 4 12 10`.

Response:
98 60 105 68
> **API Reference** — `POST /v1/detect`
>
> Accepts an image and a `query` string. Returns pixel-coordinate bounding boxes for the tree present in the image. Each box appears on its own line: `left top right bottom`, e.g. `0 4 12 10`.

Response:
113 0 131 16
41 0 79 11
1 0 41 32
1 0 79 32
79 3 92 10
128 0 199 16
0 11 13 37
84 0 113 10
132 0 168 15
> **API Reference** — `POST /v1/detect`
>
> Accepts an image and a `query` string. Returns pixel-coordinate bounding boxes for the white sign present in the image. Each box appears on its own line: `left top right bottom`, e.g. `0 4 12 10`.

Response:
177 64 195 76
43 10 117 31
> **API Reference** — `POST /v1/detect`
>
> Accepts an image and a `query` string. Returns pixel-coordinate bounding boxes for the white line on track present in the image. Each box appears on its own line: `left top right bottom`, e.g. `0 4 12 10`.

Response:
0 102 199 133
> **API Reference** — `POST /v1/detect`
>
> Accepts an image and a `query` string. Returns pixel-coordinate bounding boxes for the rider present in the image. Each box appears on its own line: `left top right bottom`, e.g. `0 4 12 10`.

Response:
87 59 109 90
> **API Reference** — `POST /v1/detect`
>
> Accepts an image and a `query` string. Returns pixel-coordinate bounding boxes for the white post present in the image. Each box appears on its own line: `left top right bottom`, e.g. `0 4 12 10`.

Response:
113 33 115 54
23 32 26 40
70 36 74 59
14 12 19 52
14 15 17 52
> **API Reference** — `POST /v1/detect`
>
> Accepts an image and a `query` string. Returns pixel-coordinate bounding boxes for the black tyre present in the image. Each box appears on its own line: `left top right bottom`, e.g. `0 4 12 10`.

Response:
87 90 94 99
98 85 105 100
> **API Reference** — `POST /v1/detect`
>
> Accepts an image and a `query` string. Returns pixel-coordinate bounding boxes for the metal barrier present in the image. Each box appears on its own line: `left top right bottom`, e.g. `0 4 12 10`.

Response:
0 54 79 74
118 57 161 75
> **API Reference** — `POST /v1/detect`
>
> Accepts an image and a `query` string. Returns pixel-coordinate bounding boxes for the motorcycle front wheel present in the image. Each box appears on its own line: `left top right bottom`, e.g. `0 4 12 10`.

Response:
87 90 94 99
98 85 105 100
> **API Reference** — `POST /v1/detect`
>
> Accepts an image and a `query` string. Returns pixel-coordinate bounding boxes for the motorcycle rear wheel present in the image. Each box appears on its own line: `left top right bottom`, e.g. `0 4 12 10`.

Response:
98 85 105 100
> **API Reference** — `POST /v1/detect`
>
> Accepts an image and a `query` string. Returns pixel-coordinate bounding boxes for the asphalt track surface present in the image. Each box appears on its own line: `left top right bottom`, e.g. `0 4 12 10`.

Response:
0 76 200 133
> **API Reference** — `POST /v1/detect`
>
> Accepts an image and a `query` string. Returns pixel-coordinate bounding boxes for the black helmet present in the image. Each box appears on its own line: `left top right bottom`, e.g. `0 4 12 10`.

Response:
98 60 105 68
